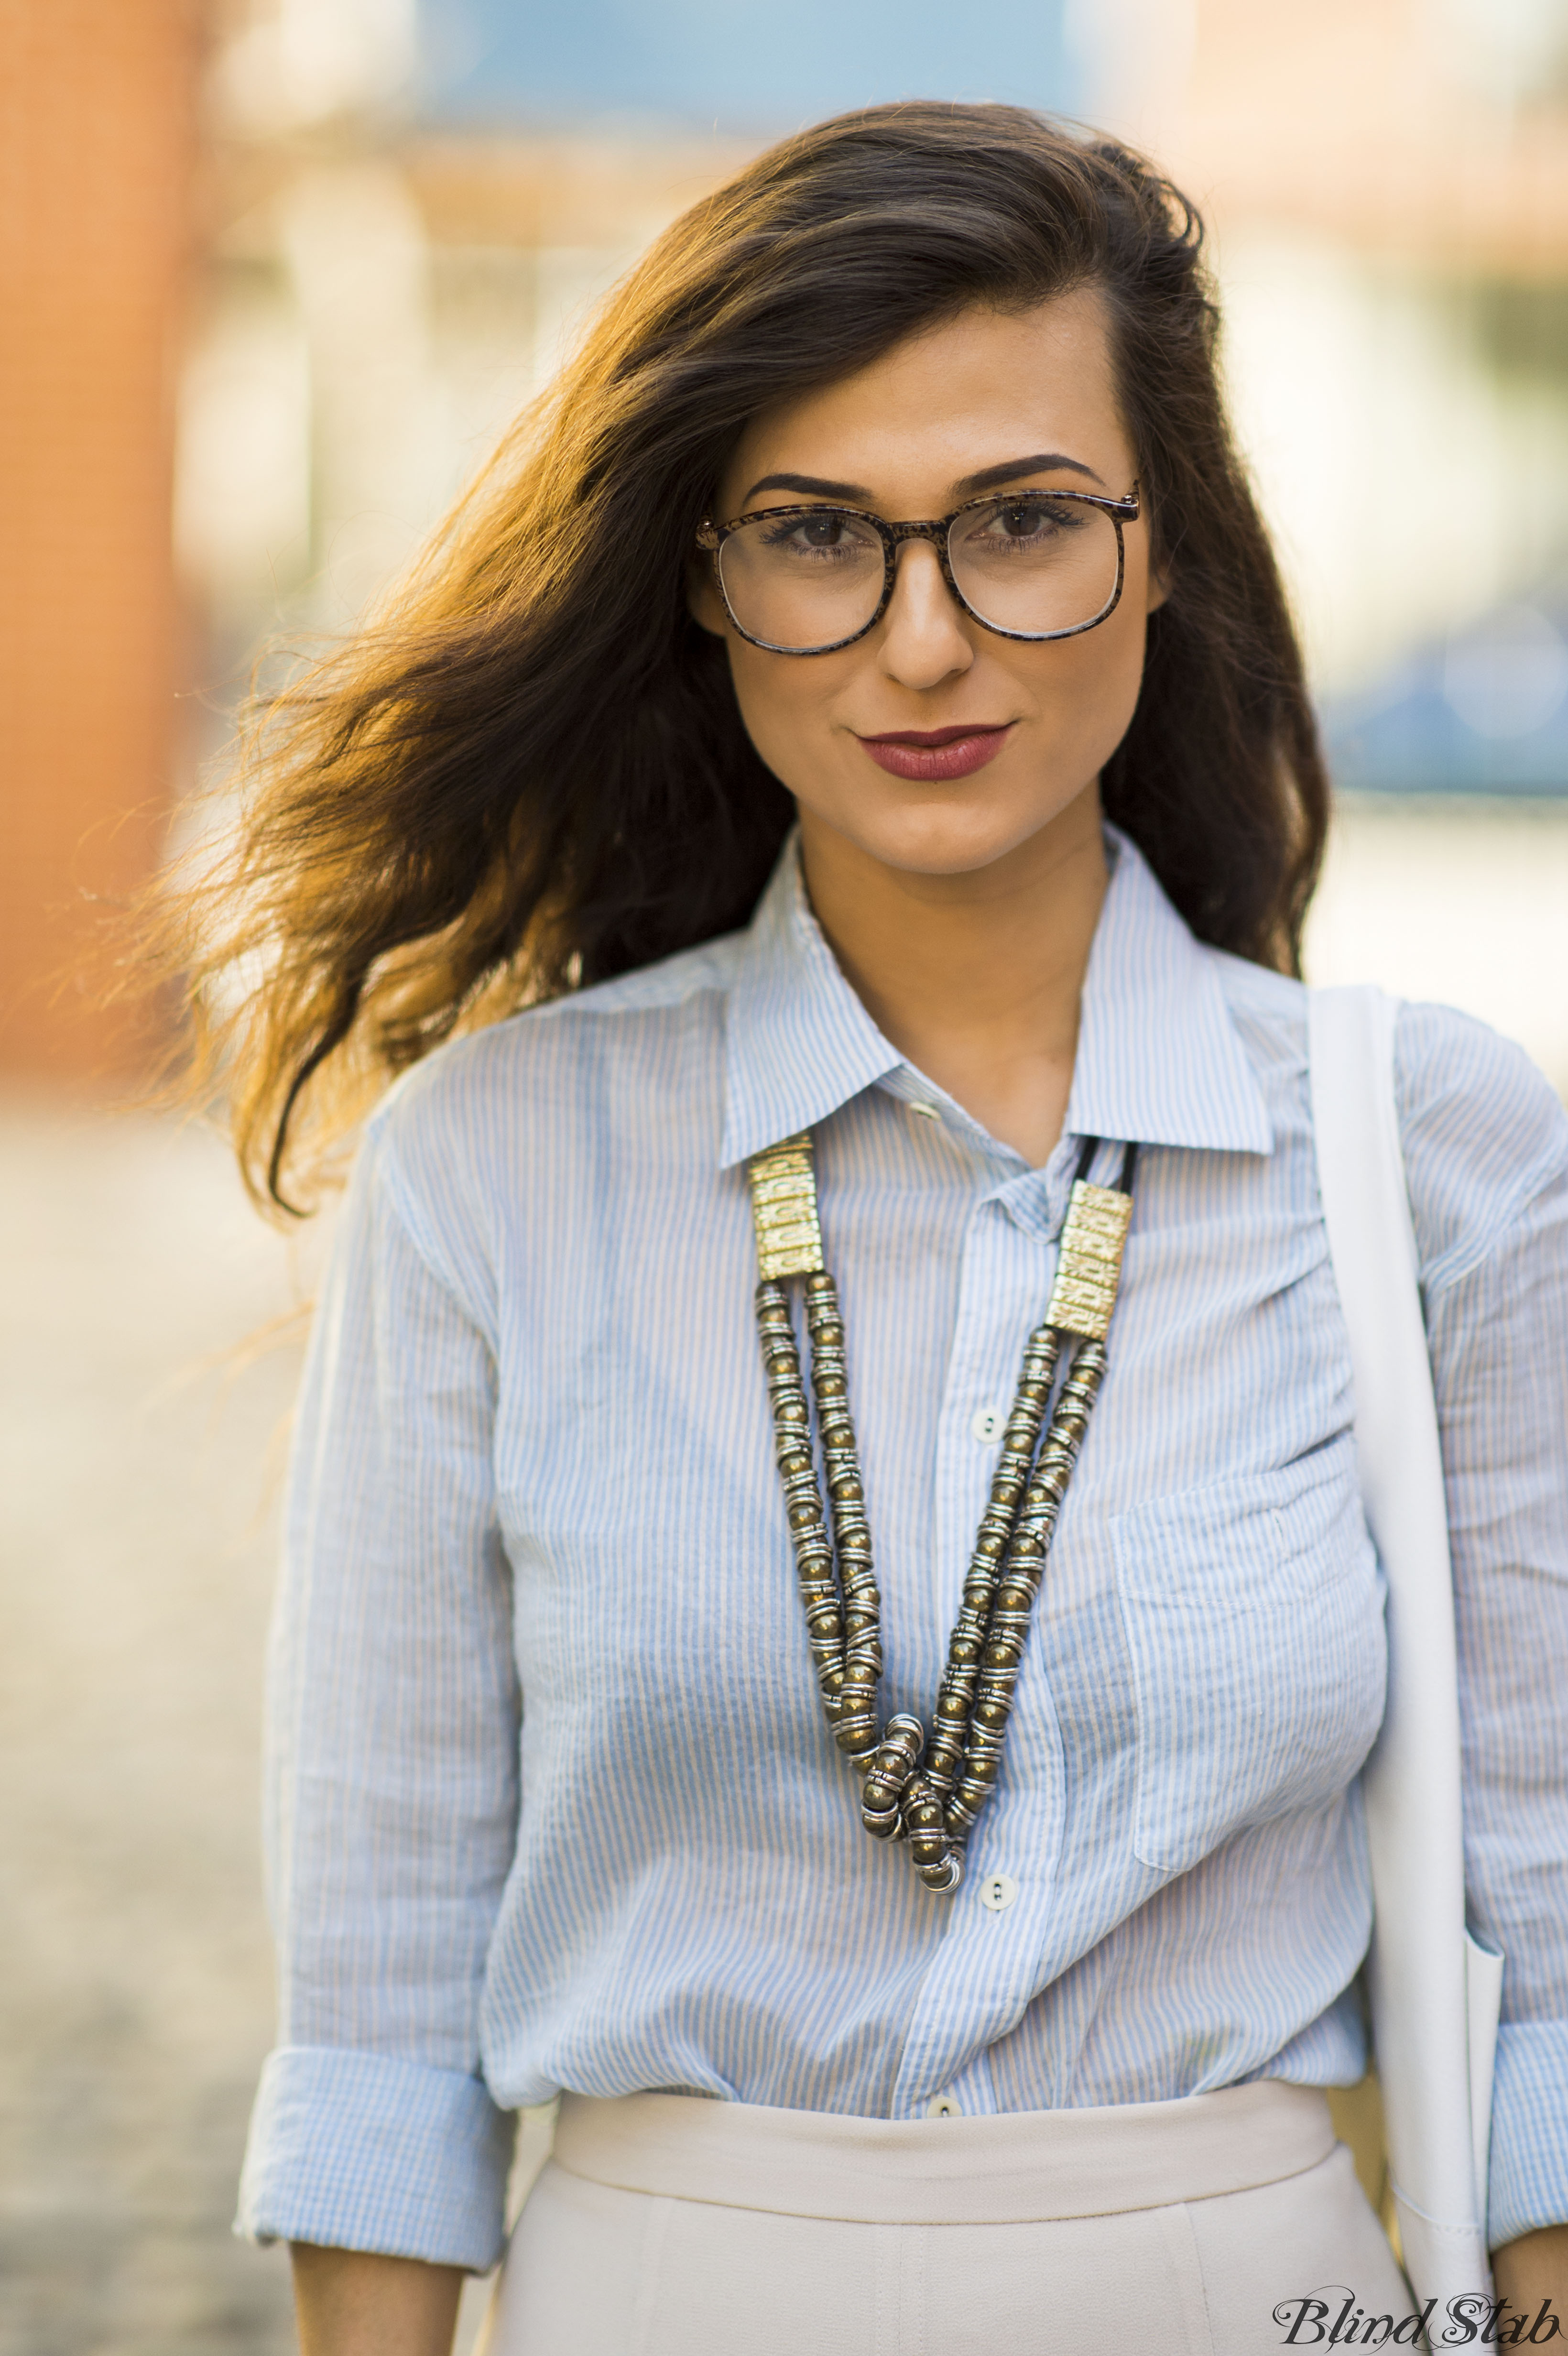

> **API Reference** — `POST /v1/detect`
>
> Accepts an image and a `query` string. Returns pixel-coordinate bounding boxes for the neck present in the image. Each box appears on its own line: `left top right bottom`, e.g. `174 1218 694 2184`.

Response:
797 787 1108 1168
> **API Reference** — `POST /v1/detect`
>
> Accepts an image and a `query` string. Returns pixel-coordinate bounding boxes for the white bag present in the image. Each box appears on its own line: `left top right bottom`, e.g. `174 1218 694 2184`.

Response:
1309 985 1504 2313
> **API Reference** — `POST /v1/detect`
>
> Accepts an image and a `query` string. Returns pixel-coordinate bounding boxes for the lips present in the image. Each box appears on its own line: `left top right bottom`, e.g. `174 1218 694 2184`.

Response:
855 722 1014 782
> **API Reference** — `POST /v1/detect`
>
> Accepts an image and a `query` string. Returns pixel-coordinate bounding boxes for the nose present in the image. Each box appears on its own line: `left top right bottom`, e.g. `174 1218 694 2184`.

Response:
877 537 974 691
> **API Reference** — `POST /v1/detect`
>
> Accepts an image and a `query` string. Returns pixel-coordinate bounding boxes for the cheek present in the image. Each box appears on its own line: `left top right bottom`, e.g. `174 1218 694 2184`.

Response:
724 641 846 776
1026 599 1149 747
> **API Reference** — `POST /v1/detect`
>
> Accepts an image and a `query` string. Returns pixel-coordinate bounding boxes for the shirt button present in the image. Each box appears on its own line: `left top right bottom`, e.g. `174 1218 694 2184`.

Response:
970 1405 1005 1444
979 1872 1018 1912
926 2094 962 2117
908 1101 942 1123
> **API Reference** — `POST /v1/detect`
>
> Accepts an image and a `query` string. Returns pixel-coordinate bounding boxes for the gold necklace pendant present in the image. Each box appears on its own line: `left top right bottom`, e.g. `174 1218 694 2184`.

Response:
747 1129 1135 1895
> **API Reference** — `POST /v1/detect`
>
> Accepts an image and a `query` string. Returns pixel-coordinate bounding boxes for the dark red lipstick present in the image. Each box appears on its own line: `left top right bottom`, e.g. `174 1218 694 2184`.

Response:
855 722 1014 781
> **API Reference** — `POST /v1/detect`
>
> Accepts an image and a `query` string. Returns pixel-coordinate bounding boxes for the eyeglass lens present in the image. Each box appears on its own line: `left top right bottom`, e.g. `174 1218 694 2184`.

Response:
716 497 1121 650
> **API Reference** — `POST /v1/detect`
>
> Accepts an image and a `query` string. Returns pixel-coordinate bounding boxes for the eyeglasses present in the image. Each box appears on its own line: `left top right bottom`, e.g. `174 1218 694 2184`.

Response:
696 485 1141 656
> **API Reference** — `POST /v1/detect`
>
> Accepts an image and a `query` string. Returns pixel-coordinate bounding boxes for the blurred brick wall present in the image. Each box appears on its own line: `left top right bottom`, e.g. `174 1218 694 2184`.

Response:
0 0 199 1082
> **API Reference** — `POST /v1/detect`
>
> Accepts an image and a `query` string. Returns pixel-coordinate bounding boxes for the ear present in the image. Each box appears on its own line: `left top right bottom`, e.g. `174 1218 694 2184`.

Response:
1144 555 1171 616
686 554 730 639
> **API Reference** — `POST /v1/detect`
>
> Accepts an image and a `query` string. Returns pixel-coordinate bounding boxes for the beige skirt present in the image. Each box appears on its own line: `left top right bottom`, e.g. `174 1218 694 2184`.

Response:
480 2081 1410 2355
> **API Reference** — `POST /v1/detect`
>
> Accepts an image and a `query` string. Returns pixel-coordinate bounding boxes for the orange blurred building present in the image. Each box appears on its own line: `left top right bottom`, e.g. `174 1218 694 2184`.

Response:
0 0 198 1083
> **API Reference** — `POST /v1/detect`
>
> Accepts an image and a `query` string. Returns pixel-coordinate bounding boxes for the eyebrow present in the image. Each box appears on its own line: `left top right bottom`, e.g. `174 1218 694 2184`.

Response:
741 452 1106 507
743 471 870 502
958 451 1106 495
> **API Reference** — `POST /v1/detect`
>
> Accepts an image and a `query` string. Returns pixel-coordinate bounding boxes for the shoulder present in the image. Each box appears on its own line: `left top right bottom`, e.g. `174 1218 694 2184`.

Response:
1393 1000 1568 1293
1202 954 1568 1291
371 930 744 1145
356 929 746 1266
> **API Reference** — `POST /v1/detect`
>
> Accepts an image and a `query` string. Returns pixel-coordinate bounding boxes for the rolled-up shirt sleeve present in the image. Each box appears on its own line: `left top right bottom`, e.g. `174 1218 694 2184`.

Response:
236 1100 519 2269
1400 1005 1568 2248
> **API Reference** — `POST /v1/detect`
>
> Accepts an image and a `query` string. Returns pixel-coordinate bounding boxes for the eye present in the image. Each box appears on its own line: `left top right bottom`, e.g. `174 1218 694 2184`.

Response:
992 498 1082 539
761 512 849 551
751 510 878 566
951 496 1091 565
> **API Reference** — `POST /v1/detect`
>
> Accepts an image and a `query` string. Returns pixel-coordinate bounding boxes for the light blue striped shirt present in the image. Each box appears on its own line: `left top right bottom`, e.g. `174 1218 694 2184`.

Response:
239 827 1568 2268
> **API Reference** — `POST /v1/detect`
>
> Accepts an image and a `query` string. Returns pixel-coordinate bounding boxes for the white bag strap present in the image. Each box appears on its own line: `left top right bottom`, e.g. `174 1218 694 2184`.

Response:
1308 985 1499 2308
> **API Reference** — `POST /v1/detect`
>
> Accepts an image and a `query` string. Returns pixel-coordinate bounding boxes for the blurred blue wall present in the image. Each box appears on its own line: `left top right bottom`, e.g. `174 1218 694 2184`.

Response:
417 0 1081 133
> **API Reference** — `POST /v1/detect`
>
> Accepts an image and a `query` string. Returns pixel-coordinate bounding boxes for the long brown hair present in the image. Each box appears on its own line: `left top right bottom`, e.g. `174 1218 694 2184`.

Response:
154 102 1328 1211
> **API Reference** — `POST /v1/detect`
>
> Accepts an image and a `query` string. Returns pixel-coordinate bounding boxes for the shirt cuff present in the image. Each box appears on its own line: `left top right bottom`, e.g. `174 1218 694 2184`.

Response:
1488 2020 1568 2247
236 2044 515 2271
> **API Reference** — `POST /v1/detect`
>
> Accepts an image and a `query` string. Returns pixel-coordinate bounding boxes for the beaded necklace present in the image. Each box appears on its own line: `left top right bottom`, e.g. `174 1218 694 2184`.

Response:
747 1130 1136 1894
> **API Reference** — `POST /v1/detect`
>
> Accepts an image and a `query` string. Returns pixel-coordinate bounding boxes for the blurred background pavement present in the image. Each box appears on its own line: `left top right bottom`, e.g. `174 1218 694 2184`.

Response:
1 1 1565 2348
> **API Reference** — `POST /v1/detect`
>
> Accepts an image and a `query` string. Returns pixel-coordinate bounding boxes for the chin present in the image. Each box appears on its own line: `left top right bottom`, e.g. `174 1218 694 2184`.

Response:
822 780 1097 881
870 828 1030 878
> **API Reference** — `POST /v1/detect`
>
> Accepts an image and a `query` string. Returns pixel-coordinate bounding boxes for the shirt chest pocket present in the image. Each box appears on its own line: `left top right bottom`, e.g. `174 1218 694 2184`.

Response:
1111 1440 1387 1875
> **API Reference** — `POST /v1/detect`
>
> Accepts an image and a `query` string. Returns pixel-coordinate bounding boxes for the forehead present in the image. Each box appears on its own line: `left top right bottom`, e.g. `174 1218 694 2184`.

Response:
719 287 1129 508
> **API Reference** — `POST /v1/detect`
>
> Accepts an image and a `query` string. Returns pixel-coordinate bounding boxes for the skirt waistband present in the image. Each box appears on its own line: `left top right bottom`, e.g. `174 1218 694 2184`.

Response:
550 2082 1336 2226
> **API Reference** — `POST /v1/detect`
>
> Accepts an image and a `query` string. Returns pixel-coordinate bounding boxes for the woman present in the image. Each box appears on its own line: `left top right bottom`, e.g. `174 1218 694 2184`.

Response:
200 106 1568 2353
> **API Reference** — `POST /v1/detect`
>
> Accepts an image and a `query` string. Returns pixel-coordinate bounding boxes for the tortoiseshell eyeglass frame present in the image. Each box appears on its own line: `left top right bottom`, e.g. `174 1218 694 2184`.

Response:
695 485 1142 655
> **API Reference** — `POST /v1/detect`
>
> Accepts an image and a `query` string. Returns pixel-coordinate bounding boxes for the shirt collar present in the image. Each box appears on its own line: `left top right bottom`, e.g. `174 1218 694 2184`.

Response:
1063 826 1274 1156
720 840 903 1168
719 825 1273 1170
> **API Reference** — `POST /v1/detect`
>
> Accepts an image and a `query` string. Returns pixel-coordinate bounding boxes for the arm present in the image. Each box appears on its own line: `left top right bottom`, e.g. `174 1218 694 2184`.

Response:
1493 2227 1568 2316
1401 1007 1568 2265
291 2246 464 2356
237 1103 521 2277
